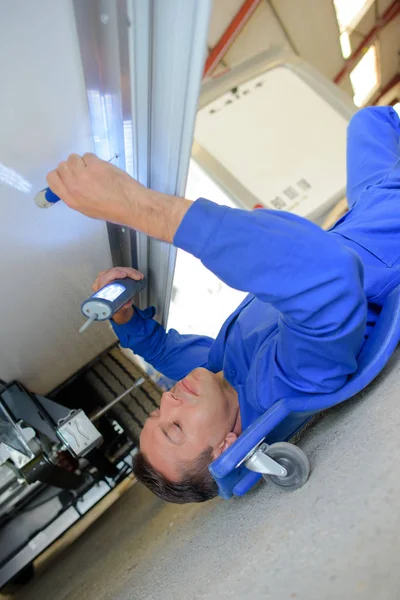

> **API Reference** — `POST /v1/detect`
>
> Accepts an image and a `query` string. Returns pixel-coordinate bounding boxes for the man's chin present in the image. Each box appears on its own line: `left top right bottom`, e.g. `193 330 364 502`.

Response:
232 408 242 436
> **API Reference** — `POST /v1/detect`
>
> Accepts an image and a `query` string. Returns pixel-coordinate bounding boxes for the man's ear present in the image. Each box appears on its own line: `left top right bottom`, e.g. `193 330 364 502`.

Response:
212 432 238 459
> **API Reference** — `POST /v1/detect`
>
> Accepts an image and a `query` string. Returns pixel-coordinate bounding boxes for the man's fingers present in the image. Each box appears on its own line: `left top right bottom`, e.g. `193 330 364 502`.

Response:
116 266 144 279
92 271 115 292
82 152 99 166
92 270 106 292
94 270 126 291
46 169 68 201
57 160 73 184
92 266 144 292
67 153 86 174
93 269 128 292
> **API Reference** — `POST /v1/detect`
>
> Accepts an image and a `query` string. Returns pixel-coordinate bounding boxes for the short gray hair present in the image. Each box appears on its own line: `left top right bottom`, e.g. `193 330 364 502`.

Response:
133 447 218 504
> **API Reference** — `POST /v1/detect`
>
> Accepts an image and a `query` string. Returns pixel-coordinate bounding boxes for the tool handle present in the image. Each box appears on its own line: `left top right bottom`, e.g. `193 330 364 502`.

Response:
81 277 147 321
35 155 120 208
109 278 147 313
35 187 61 208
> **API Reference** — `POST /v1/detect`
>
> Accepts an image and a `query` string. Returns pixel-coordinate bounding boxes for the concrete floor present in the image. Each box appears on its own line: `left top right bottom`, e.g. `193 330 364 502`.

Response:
5 348 400 600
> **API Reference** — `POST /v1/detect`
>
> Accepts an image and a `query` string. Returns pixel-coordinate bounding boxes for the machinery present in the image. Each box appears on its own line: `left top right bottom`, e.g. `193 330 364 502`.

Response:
0 249 149 587
0 347 160 588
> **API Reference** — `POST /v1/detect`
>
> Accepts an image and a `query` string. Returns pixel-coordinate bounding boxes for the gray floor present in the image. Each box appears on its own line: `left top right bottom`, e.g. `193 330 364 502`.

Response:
7 349 400 600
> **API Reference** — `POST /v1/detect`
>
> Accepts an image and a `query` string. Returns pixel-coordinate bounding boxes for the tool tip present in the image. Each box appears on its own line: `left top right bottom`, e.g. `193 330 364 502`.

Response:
34 190 52 208
79 313 98 334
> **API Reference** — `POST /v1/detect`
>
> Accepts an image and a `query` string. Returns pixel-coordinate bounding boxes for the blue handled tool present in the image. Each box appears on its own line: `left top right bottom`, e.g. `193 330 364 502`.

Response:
34 154 120 208
79 277 146 333
35 187 63 208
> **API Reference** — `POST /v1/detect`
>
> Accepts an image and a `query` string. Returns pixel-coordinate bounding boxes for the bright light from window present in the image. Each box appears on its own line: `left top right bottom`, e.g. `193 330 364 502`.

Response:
334 0 373 58
350 45 380 107
167 160 246 338
339 32 352 59
0 163 32 194
123 120 134 176
87 90 112 160
333 0 372 32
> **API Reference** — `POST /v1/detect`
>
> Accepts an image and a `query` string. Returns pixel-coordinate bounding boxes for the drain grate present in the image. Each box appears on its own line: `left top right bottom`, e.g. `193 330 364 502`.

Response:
85 347 162 444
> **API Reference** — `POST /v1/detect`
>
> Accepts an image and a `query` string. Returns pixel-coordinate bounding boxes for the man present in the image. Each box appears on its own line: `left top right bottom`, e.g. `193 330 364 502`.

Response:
47 106 400 504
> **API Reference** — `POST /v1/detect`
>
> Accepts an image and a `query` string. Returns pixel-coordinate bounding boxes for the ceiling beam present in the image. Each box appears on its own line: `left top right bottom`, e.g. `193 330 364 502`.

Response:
371 73 400 105
203 0 262 78
267 0 299 55
333 0 400 85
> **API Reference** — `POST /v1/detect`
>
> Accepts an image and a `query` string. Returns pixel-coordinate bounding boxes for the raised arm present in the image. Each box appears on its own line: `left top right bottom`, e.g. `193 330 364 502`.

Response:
47 146 367 394
175 199 367 395
346 106 400 207
90 267 214 381
112 308 214 381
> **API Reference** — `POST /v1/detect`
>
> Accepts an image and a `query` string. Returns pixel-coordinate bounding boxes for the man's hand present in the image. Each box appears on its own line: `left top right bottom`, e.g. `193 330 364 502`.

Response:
46 153 192 244
92 266 144 325
46 153 145 226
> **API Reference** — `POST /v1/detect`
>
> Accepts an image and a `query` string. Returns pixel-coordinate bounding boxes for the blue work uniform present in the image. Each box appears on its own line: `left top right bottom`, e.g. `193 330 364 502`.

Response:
112 106 400 430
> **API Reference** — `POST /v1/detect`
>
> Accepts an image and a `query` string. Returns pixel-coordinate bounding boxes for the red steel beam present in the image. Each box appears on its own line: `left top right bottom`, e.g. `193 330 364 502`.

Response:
371 73 400 105
203 0 262 78
334 0 400 85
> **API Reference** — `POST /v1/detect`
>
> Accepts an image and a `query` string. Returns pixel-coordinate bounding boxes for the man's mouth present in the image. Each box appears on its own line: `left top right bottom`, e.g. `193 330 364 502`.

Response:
179 378 197 396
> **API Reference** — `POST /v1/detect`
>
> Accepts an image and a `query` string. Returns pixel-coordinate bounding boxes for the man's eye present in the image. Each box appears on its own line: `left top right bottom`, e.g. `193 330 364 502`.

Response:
174 421 182 431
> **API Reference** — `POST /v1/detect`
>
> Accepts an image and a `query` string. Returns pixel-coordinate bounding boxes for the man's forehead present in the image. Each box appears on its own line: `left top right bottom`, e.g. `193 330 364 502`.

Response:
140 419 182 481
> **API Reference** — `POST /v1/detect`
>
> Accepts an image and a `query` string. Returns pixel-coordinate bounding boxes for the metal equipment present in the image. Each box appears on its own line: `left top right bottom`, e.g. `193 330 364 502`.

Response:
80 278 146 333
90 378 145 421
0 348 157 589
1 382 102 466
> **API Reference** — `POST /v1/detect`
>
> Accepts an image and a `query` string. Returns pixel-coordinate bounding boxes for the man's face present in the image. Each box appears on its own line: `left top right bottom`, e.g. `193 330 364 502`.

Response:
140 368 240 481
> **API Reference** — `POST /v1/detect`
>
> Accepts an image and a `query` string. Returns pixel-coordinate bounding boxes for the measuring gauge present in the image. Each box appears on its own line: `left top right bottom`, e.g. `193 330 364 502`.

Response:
80 277 146 333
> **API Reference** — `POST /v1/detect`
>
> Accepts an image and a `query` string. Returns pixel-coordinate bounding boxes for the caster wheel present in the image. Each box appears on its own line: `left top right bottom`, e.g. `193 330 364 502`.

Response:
263 442 310 490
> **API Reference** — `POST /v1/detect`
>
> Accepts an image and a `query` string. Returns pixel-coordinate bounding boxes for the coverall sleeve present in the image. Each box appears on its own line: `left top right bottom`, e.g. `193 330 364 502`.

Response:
111 306 214 381
346 106 400 208
174 199 367 396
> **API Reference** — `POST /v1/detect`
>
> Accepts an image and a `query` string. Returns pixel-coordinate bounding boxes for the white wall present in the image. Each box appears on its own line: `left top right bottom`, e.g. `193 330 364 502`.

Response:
0 1 116 394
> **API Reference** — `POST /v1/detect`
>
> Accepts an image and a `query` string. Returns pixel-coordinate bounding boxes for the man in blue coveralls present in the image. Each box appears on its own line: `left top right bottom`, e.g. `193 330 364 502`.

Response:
48 106 400 503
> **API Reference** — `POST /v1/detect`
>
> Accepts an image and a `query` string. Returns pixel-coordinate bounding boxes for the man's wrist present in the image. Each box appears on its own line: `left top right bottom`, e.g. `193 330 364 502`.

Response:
111 306 134 325
123 181 192 243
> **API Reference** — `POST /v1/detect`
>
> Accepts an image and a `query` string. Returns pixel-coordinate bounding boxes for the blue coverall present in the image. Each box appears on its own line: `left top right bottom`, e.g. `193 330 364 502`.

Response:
113 106 400 430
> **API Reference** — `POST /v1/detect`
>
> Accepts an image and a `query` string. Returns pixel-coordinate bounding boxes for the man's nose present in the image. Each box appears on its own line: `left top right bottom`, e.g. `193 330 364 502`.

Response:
160 391 182 413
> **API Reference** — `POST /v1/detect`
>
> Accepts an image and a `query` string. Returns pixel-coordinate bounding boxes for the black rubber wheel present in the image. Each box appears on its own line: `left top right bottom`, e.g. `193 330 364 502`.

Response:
262 442 310 490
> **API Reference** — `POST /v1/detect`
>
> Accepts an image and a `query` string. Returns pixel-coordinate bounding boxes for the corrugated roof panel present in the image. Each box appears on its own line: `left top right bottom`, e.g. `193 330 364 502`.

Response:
377 15 400 89
223 2 290 68
270 0 345 79
207 0 244 48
